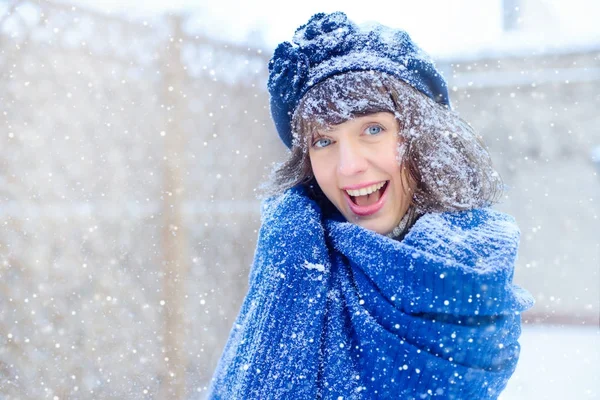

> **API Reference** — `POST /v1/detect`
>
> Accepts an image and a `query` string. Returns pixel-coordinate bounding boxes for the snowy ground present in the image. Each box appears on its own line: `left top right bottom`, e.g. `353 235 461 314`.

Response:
500 324 599 399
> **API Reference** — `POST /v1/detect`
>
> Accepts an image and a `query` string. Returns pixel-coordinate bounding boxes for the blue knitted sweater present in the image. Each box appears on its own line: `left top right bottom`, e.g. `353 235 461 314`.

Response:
207 186 534 399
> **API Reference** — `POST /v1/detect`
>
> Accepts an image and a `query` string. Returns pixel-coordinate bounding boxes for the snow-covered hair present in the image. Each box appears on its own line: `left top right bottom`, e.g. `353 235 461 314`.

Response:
263 70 503 213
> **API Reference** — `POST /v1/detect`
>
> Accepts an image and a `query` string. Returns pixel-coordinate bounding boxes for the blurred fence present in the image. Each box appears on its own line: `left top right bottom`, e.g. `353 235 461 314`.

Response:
0 1 283 399
445 49 600 326
0 1 598 399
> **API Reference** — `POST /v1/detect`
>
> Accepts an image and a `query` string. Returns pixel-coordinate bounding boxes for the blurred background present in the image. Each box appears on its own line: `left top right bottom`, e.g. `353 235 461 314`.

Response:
0 0 598 399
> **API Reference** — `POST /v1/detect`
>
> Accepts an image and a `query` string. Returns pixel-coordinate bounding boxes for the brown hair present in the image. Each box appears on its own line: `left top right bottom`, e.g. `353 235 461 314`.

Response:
262 71 502 215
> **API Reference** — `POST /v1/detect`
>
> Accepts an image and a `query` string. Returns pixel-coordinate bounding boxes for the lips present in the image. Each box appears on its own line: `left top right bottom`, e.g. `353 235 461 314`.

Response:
344 181 389 216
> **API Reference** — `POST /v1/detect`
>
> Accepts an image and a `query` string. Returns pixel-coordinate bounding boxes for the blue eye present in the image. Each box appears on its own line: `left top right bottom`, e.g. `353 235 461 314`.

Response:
365 125 383 135
313 138 332 148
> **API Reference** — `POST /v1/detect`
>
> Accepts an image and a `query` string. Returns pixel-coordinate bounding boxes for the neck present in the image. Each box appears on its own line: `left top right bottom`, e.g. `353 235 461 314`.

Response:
386 206 419 241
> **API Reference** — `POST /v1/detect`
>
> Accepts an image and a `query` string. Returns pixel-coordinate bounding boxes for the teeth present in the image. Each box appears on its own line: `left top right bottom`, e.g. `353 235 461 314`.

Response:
345 181 386 197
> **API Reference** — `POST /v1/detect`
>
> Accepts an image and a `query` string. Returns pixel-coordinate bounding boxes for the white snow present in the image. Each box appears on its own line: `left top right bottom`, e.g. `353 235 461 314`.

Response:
501 325 600 399
303 261 325 272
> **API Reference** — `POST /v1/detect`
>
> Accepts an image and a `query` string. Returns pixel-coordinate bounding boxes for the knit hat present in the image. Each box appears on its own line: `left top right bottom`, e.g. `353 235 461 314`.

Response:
268 12 450 148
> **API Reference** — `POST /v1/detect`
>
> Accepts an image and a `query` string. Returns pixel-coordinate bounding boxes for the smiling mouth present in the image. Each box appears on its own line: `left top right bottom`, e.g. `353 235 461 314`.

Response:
347 181 389 207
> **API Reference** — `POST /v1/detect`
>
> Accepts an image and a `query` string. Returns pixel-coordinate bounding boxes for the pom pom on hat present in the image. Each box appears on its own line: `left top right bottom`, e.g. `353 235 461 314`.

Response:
268 12 450 148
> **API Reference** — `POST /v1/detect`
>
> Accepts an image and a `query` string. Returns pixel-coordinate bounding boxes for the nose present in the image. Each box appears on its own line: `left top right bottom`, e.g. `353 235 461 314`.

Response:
337 138 368 177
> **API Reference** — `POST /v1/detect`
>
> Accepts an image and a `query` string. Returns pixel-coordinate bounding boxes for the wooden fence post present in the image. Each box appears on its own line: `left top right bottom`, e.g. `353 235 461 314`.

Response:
158 13 189 400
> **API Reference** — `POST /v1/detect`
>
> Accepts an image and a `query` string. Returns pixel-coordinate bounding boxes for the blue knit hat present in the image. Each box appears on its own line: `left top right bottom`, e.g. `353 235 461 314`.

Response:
268 12 450 148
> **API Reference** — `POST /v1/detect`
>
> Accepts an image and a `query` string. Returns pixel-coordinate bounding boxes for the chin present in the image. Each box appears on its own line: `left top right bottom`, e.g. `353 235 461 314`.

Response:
348 215 396 236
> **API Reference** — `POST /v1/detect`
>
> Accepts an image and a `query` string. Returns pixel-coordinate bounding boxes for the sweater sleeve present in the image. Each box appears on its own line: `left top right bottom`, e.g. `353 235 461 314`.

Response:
206 188 331 400
328 208 534 317
326 208 534 399
398 208 534 317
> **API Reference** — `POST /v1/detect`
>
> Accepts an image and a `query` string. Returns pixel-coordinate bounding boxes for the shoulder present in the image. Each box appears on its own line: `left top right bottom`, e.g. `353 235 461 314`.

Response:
258 186 326 248
403 208 520 271
261 186 320 223
412 208 518 239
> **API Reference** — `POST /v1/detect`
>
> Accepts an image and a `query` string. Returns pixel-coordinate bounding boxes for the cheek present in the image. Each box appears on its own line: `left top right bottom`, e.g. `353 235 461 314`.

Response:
308 154 320 179
309 155 325 183
309 155 336 195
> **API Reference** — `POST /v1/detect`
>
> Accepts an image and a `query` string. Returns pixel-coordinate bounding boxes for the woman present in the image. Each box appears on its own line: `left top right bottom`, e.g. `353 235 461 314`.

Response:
208 12 533 399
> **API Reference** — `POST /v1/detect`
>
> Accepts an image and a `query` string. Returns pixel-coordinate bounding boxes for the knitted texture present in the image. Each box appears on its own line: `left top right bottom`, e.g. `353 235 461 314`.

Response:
268 12 450 148
207 186 534 399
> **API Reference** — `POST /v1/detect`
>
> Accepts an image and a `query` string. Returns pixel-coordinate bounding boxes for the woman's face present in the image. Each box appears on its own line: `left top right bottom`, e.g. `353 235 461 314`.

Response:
308 112 415 235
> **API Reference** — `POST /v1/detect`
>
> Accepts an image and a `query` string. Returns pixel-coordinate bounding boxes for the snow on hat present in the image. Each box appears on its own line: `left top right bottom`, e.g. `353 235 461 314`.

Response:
268 11 450 148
